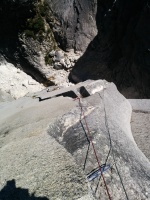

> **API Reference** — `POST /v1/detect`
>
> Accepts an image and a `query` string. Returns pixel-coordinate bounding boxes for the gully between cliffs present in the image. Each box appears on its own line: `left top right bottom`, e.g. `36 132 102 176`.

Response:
69 0 150 98
0 0 150 98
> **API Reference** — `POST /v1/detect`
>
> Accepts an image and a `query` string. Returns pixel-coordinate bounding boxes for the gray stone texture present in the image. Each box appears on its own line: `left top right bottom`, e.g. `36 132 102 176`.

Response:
129 99 150 161
0 90 93 199
0 80 149 199
69 0 150 98
48 80 150 199
46 0 97 51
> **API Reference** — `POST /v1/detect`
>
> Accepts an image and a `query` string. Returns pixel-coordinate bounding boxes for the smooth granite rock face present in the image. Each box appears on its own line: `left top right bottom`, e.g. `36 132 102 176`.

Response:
48 80 150 199
0 80 150 200
0 80 149 200
129 99 150 161
0 88 94 199
0 134 92 200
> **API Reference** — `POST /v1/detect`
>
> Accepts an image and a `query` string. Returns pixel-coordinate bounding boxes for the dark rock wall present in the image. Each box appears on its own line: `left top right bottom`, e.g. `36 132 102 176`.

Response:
46 0 97 51
70 0 150 98
0 0 36 54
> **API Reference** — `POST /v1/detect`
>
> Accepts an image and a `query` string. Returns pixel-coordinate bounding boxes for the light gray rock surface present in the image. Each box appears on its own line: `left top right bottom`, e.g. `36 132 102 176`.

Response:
0 86 94 199
0 133 92 200
129 99 150 113
0 80 150 200
48 81 150 199
0 90 13 103
0 59 45 99
131 111 150 161
129 99 150 161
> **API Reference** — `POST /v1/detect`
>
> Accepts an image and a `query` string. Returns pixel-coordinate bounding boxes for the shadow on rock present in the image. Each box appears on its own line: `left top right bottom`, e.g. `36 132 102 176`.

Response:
69 0 150 98
0 180 49 200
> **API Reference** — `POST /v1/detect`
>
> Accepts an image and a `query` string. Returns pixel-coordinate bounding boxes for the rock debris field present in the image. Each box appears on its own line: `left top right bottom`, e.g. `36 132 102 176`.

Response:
0 60 44 100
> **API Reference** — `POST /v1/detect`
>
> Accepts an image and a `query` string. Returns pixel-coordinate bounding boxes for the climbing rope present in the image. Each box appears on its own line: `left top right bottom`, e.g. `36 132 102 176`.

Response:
98 91 129 200
76 97 112 200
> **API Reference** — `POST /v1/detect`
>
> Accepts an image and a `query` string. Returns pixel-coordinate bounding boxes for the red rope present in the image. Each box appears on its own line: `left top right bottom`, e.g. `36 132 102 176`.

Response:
76 97 112 200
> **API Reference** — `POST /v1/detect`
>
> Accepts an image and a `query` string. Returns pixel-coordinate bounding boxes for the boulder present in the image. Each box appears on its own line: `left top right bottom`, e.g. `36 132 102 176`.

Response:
53 62 63 70
28 80 37 85
55 50 64 62
0 90 14 102
22 80 28 87
60 58 66 66
49 50 56 57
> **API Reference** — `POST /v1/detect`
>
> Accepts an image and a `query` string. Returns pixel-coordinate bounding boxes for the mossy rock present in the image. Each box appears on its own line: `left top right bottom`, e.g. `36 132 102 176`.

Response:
23 0 58 50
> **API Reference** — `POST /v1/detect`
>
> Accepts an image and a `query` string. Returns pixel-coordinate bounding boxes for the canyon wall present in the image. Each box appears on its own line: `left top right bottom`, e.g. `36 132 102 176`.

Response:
0 0 150 97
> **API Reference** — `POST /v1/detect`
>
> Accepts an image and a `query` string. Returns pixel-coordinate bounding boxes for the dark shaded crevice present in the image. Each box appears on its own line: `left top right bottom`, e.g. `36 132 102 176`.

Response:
38 90 77 101
73 0 80 51
69 0 150 98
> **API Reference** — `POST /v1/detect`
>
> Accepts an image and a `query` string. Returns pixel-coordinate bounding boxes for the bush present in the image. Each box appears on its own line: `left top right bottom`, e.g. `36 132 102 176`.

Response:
27 15 45 34
24 30 35 38
39 4 48 17
45 54 53 65
39 1 50 16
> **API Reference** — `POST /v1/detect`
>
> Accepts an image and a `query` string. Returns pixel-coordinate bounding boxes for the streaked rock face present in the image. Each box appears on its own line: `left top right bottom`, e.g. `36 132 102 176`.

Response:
46 0 97 51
